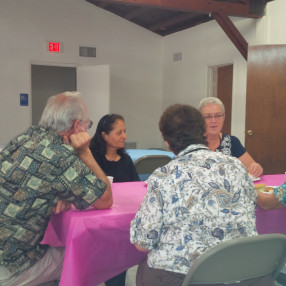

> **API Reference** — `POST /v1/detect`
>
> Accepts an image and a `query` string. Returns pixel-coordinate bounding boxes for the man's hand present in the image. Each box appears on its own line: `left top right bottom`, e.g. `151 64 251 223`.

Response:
53 200 71 214
63 132 91 154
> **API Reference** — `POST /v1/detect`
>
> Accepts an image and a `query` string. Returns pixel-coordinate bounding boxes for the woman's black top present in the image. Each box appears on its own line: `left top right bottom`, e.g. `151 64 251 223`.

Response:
91 151 140 182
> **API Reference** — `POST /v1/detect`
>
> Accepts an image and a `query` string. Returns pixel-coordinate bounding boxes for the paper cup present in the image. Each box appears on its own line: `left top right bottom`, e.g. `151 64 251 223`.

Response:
107 176 114 185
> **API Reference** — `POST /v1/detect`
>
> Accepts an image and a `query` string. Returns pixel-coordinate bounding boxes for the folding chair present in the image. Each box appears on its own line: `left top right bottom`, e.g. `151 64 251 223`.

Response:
182 233 286 285
134 155 172 180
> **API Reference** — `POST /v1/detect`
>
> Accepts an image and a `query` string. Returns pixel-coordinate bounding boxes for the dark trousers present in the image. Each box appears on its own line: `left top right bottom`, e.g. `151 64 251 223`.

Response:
136 256 275 286
105 271 127 286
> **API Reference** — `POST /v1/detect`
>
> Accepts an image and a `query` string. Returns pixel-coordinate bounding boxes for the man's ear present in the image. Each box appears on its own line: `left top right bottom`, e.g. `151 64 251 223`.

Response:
164 140 170 148
72 119 81 133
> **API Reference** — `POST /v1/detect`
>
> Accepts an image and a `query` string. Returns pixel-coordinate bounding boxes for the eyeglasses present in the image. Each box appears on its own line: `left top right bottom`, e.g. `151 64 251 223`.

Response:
86 120 93 129
203 114 224 121
72 119 93 129
77 119 93 129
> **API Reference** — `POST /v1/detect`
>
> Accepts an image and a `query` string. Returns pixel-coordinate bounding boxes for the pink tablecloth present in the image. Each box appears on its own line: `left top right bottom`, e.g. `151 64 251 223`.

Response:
255 174 286 235
42 175 286 285
41 181 148 286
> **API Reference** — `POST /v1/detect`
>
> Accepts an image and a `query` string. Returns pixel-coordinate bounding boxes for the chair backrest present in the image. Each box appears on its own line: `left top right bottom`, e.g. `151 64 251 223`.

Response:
134 155 172 176
182 233 286 286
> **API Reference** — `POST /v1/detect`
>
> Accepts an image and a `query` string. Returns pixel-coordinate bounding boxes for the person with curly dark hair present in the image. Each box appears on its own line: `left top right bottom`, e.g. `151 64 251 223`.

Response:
158 104 207 155
130 104 272 286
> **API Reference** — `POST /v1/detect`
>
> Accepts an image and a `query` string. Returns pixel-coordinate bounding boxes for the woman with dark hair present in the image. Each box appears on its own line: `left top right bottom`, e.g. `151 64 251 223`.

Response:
90 114 139 183
90 113 139 286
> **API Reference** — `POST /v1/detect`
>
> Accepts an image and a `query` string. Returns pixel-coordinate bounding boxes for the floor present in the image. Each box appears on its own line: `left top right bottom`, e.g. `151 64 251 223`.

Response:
97 265 138 286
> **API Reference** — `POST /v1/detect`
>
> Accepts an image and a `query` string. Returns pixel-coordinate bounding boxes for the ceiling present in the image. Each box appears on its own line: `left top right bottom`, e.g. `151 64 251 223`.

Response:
86 0 273 37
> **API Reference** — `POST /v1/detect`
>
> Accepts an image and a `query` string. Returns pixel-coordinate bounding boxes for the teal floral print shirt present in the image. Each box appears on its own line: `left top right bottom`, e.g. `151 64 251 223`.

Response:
130 144 257 275
0 126 107 276
274 182 286 205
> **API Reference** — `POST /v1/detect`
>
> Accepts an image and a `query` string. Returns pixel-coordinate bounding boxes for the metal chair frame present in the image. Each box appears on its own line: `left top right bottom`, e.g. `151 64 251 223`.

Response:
182 233 286 285
134 155 172 175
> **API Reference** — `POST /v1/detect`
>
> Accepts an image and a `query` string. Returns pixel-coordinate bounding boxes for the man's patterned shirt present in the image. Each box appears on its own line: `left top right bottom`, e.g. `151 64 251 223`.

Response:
0 126 106 275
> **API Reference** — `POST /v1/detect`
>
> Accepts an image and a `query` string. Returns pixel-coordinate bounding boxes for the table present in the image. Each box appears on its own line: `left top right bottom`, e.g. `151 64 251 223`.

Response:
41 182 148 286
42 175 286 285
126 149 175 162
255 174 286 235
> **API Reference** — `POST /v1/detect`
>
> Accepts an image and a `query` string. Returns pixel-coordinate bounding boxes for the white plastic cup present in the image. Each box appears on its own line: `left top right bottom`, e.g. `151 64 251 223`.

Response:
107 176 114 185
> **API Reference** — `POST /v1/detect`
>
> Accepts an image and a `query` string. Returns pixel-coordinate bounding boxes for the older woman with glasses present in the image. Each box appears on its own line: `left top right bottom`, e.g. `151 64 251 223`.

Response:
199 97 263 177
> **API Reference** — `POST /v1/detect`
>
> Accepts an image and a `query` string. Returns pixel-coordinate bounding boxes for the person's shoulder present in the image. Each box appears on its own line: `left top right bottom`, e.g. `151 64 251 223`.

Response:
121 152 132 161
121 153 136 168
229 134 241 142
209 146 240 163
91 151 105 163
222 133 239 141
223 133 243 146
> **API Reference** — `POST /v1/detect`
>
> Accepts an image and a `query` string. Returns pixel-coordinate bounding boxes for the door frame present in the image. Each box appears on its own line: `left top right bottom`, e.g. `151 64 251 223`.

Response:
207 63 233 135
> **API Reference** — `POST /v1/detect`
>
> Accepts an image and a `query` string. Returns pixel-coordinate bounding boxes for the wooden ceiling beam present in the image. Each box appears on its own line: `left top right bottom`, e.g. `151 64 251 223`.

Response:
160 15 211 36
149 13 195 31
98 0 266 18
124 7 152 20
87 0 112 8
98 2 112 8
212 12 248 60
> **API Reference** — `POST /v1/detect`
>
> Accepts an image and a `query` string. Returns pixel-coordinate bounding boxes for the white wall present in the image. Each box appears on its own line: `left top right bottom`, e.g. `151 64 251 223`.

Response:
266 0 286 44
0 0 163 148
0 0 285 149
161 0 286 145
162 17 256 143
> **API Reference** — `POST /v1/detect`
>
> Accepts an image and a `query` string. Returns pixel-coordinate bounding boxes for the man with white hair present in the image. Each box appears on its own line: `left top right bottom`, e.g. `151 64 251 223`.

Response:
0 91 113 286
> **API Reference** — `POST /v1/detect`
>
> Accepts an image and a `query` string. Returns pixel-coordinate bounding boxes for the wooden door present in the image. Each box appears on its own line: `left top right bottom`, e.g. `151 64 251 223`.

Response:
217 64 233 135
245 45 286 174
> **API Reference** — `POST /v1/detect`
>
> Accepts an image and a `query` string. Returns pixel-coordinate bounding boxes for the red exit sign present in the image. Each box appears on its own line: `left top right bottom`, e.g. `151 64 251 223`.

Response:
48 42 62 53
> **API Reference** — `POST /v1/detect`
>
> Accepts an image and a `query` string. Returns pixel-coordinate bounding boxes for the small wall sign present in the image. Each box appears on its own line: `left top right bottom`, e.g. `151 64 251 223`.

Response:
48 42 62 53
20 93 28 106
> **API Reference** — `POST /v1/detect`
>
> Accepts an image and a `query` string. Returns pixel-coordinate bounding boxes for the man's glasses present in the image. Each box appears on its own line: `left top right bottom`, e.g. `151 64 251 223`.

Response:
86 120 93 129
77 119 93 129
203 114 224 121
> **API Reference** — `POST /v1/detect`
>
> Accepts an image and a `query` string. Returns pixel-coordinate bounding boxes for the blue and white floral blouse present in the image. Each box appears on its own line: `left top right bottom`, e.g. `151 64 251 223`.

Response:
130 144 257 275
